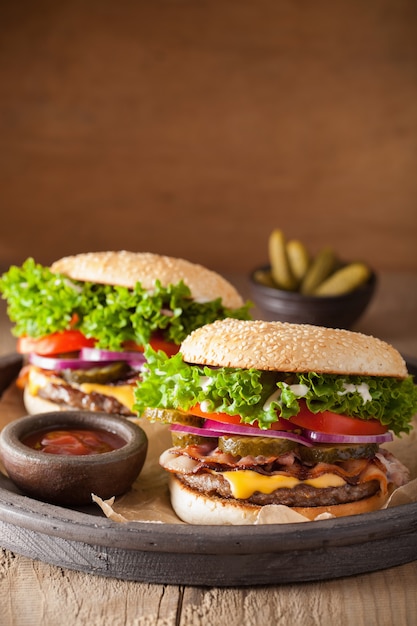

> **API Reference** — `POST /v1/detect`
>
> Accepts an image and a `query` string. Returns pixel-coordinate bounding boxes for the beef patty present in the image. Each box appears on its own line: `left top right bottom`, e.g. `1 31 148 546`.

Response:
38 382 134 416
176 471 381 507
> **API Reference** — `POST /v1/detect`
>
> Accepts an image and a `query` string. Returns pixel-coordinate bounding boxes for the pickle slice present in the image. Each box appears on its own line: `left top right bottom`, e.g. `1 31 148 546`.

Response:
218 435 297 458
62 361 130 384
140 407 203 427
298 443 379 464
171 432 217 447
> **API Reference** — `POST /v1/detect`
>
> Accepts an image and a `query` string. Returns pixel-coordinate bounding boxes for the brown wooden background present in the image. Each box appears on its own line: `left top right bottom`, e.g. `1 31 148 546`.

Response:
1 0 416 275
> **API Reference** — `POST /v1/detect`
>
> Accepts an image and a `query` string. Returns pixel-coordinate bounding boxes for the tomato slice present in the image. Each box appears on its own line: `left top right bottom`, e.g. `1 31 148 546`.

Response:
188 404 294 430
288 402 387 435
18 329 179 358
189 401 387 436
17 331 95 356
123 335 179 356
149 336 179 356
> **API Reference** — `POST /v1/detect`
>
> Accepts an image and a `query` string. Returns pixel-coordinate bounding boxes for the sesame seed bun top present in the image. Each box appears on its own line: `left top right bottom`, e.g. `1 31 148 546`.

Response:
179 318 408 378
50 251 245 309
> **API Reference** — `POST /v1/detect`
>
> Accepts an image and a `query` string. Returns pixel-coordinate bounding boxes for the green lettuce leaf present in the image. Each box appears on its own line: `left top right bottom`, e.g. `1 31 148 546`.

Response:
133 348 417 436
0 258 81 337
277 372 417 435
0 259 252 350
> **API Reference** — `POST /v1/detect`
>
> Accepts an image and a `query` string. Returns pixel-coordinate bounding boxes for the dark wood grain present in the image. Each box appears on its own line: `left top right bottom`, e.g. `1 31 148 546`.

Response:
0 470 417 586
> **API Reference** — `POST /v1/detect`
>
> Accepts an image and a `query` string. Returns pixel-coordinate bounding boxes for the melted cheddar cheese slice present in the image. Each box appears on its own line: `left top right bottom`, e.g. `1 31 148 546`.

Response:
27 367 135 412
222 470 346 500
79 383 135 411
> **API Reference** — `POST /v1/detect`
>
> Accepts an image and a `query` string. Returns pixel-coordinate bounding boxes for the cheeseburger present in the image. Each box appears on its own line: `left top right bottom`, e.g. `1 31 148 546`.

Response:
133 319 417 523
0 252 250 416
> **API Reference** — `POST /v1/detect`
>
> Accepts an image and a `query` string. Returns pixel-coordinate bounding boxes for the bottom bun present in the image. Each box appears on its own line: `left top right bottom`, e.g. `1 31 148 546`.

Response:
169 475 389 525
169 475 261 525
23 387 70 415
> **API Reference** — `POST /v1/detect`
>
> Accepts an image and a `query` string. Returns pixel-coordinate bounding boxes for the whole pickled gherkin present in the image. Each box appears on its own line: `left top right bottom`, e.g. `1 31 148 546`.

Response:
252 269 277 288
313 262 371 296
286 239 310 285
268 229 298 291
257 228 373 297
300 247 337 295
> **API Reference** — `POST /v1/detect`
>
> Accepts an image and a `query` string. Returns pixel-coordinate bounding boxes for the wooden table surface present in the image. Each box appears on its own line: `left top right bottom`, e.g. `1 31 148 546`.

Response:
0 271 416 626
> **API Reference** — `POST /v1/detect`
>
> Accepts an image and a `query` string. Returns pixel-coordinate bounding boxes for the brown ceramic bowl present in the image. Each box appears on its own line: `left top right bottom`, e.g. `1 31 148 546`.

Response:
249 265 377 329
0 411 148 506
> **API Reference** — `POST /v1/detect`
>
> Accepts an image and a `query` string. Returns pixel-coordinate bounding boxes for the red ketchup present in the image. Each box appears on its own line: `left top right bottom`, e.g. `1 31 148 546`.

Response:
22 428 126 456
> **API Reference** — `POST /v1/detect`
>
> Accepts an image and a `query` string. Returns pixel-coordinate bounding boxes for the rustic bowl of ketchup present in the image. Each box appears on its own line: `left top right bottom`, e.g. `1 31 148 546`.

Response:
0 411 148 506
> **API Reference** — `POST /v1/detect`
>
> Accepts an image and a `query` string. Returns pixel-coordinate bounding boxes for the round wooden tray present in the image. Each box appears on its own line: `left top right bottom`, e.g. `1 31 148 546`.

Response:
0 353 416 587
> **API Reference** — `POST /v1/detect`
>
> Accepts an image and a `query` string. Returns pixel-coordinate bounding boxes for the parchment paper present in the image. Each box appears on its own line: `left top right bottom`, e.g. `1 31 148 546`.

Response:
1 382 416 525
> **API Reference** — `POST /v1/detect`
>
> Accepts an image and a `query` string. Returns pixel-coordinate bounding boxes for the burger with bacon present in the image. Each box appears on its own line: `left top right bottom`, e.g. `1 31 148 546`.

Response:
0 252 250 417
133 319 417 523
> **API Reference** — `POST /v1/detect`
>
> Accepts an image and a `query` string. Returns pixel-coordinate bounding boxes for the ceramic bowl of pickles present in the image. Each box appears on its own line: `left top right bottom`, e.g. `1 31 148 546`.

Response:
0 411 148 506
250 230 377 329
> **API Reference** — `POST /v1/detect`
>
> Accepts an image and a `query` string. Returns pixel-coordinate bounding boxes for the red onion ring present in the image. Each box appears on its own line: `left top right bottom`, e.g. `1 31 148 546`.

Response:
175 419 392 446
28 353 100 371
170 424 225 438
80 347 146 365
29 348 146 371
300 428 393 445
173 420 314 447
